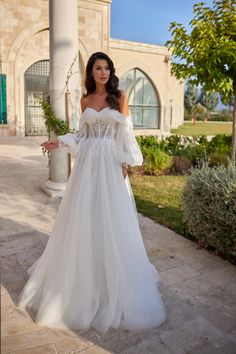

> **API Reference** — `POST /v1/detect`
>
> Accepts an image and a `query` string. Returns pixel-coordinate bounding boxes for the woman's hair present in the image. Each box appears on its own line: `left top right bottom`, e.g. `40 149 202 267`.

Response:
83 52 121 110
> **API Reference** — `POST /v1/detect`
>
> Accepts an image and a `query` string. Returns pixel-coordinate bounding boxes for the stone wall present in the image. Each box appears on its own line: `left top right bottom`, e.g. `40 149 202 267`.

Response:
110 38 184 135
0 0 183 137
1 0 49 135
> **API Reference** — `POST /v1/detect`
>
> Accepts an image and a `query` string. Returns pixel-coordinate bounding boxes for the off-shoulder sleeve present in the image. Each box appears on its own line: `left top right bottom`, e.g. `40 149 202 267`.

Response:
115 114 143 166
57 118 87 157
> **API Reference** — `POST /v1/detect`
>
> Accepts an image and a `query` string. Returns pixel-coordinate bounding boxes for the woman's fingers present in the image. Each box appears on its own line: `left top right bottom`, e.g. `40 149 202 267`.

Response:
122 166 128 179
40 141 48 147
41 141 58 151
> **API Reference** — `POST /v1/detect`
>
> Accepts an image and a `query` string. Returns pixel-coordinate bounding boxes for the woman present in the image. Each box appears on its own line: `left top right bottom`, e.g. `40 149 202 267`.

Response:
18 52 166 334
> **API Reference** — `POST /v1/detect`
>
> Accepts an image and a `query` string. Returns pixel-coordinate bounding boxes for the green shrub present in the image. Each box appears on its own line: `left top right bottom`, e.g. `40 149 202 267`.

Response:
136 135 159 148
178 144 207 166
208 152 229 167
132 136 172 175
158 134 230 168
172 156 192 174
182 161 236 263
208 114 232 122
135 134 232 175
159 135 187 155
160 135 208 166
184 112 191 121
207 134 231 155
141 146 173 175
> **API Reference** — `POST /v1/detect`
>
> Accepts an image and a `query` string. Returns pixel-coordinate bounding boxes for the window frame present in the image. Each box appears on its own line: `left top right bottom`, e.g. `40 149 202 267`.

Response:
120 68 160 129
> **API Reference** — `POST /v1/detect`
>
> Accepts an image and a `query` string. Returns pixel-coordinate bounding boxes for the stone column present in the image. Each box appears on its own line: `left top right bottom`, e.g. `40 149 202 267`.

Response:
44 0 80 197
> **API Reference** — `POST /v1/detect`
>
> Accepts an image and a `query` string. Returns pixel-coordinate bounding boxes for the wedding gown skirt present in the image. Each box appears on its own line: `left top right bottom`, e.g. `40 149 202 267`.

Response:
18 108 166 333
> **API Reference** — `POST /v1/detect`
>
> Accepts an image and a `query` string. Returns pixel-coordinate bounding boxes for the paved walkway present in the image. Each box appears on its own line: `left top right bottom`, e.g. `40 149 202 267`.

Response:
1 137 236 354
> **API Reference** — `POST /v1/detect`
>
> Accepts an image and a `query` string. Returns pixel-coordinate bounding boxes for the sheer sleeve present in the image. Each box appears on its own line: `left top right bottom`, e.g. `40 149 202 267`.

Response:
115 115 143 166
57 119 88 157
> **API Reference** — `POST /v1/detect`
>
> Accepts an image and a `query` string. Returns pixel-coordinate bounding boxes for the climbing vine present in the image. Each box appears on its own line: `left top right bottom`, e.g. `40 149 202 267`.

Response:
41 99 71 136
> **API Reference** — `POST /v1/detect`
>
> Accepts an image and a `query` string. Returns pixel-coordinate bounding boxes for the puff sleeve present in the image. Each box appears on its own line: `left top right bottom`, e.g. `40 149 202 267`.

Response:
57 118 88 157
115 115 143 166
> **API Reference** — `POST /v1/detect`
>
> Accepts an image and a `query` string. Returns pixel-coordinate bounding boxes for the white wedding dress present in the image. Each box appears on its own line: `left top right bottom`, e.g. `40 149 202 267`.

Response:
18 107 166 333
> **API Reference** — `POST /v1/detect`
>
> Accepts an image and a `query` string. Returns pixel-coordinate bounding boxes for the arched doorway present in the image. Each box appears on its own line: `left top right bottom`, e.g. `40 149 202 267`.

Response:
24 60 49 135
120 68 160 129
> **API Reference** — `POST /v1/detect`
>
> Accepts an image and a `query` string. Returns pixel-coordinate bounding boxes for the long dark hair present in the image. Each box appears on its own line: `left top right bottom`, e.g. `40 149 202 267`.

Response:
83 52 121 110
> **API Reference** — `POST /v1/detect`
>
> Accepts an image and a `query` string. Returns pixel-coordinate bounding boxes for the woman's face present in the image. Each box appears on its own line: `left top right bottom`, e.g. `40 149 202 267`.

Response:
92 59 110 85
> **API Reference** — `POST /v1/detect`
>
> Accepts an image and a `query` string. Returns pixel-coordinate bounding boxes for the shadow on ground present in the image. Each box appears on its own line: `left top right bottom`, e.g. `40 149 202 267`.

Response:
1 216 161 354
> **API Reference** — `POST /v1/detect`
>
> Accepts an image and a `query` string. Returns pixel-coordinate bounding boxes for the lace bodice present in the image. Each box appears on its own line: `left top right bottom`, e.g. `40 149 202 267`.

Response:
57 107 143 166
88 120 117 139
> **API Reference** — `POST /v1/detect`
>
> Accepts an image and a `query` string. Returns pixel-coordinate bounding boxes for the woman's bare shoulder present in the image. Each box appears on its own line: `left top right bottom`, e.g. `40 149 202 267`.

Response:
118 90 129 116
80 95 90 112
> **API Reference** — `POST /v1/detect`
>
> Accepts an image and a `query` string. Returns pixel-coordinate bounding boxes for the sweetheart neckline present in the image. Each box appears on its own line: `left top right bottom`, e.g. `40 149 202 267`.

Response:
83 107 112 113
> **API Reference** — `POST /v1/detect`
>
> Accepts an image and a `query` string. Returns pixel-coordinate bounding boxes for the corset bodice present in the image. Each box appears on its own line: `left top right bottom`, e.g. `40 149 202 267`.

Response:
57 107 143 166
88 120 117 139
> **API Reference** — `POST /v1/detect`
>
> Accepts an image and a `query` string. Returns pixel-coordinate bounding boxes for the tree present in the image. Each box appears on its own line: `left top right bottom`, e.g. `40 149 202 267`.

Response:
221 94 234 113
199 88 219 120
184 83 199 121
166 0 236 160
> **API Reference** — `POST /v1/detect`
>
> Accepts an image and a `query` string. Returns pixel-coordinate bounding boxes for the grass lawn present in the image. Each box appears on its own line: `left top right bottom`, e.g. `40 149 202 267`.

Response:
171 122 232 136
130 174 190 237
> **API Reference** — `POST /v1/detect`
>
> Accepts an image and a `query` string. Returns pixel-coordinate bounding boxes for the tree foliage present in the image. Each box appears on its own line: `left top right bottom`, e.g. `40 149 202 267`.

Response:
184 83 199 114
221 94 234 108
166 0 236 159
199 88 219 118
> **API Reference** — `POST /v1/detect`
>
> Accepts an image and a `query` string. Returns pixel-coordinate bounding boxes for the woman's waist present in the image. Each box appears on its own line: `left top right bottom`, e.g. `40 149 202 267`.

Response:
87 135 116 141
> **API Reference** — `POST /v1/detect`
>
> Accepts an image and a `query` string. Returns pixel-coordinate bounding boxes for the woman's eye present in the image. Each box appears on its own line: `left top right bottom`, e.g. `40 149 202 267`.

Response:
95 67 110 71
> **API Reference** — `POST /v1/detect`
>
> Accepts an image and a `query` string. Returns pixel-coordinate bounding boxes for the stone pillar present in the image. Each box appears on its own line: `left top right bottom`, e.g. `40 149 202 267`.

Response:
44 0 79 197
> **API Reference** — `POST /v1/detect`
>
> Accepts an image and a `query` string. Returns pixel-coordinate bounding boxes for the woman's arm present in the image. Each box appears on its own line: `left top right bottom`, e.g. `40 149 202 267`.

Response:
118 90 129 116
118 91 129 178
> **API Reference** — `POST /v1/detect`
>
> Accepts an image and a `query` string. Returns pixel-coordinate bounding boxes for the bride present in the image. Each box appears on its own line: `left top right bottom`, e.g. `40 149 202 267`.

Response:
18 52 167 334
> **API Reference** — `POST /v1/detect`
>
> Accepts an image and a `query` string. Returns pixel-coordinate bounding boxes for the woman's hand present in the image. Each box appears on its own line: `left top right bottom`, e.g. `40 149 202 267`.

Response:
122 164 128 179
41 140 59 151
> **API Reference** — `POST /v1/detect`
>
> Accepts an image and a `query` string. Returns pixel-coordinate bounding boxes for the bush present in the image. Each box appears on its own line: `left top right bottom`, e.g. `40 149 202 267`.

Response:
159 135 188 155
142 146 173 175
160 135 208 168
209 114 232 122
208 152 229 167
134 136 172 175
207 134 231 155
136 135 159 149
184 111 191 121
135 134 232 175
172 156 192 174
182 161 236 263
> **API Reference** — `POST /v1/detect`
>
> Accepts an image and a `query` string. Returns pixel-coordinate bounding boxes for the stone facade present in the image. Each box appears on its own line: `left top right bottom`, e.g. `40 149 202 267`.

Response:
0 0 184 137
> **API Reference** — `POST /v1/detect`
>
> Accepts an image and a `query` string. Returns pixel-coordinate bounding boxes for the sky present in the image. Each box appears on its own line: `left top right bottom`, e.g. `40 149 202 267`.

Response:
111 0 227 108
111 0 213 46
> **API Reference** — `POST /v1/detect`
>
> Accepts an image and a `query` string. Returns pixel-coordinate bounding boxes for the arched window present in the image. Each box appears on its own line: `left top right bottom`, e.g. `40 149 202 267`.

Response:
24 60 49 135
120 68 160 129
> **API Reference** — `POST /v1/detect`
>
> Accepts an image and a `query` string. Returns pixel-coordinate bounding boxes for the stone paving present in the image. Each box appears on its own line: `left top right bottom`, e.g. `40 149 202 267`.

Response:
1 137 236 354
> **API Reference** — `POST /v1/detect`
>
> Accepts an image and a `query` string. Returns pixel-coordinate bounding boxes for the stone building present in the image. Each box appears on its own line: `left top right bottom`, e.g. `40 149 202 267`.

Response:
0 0 184 137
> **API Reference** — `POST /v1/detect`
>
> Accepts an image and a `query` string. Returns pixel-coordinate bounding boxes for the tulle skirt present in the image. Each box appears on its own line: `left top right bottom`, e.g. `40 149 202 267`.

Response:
18 137 166 333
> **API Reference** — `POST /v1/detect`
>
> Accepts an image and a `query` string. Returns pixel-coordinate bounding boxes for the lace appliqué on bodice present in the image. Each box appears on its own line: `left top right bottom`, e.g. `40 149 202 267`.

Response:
75 119 118 161
88 120 117 140
57 108 143 166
